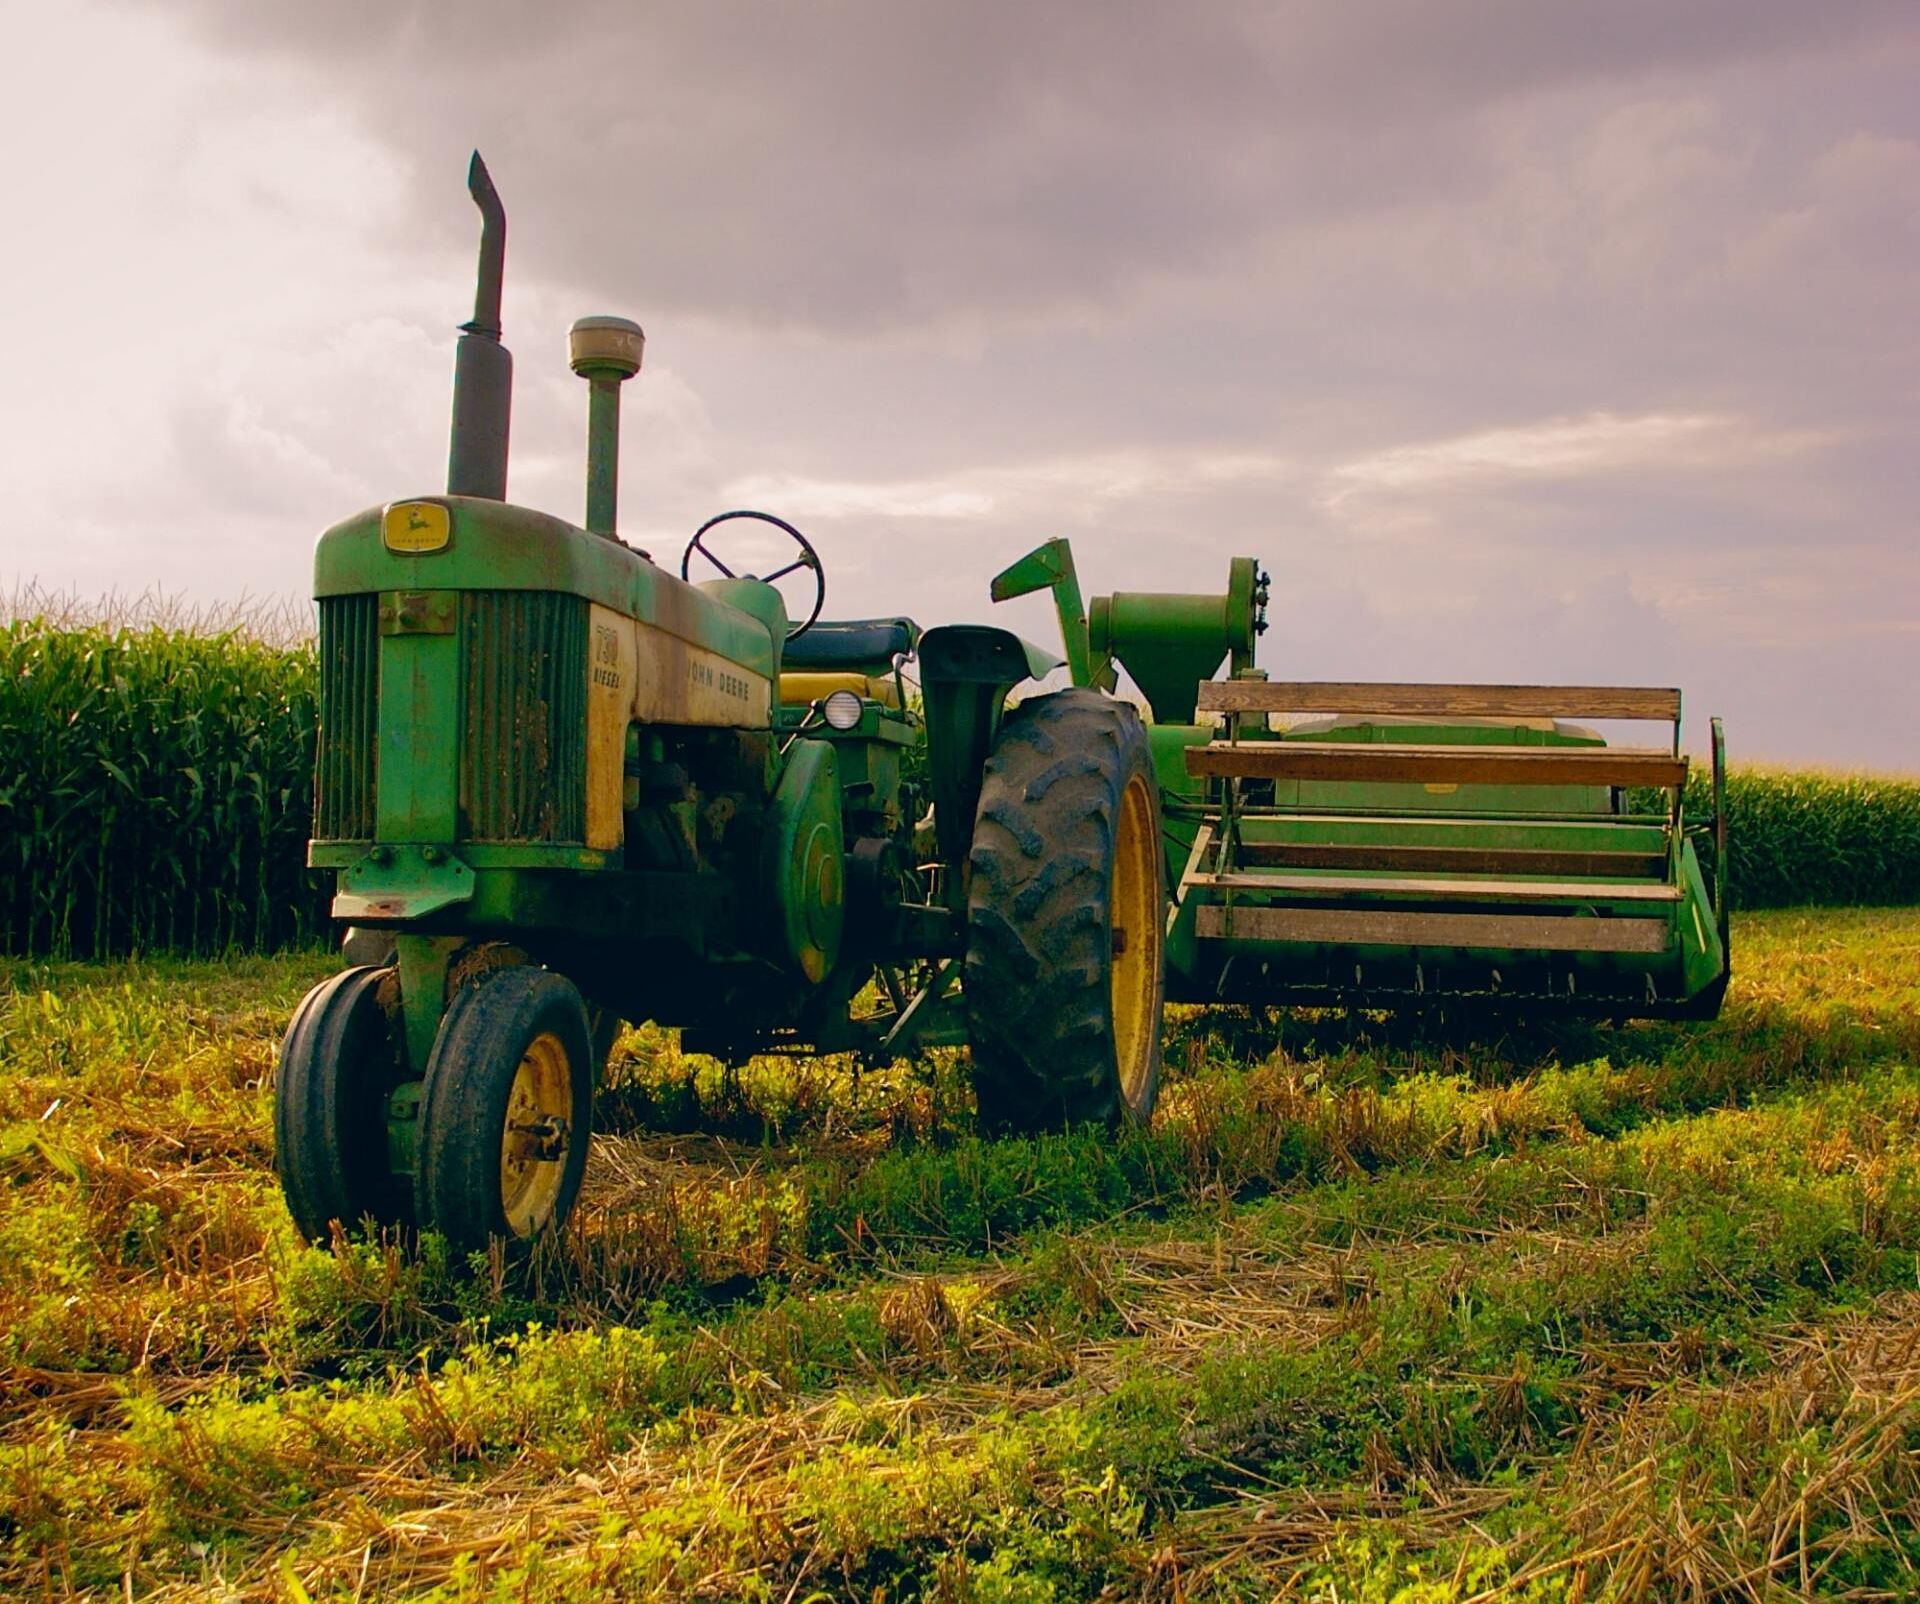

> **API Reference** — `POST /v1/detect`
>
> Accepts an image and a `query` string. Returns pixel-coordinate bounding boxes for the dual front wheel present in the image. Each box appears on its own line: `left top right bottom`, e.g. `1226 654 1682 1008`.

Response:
276 963 594 1257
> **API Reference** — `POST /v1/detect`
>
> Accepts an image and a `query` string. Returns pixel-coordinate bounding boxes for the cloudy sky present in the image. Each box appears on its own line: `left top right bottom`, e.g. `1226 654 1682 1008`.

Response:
3 1 1915 766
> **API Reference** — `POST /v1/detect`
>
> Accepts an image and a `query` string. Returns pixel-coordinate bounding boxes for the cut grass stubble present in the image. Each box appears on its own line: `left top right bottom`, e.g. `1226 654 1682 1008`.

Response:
2 908 1919 1599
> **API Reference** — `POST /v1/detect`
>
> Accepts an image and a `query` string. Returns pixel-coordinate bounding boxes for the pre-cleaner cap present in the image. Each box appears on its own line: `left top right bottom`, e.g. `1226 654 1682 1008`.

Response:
569 315 645 378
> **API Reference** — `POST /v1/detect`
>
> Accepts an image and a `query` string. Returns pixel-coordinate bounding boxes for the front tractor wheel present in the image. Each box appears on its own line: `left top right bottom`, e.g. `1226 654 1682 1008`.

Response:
964 688 1166 1133
415 966 594 1259
275 966 411 1242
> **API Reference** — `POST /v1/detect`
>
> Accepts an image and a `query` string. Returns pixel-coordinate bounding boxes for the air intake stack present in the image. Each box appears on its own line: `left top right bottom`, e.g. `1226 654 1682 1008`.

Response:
569 315 645 537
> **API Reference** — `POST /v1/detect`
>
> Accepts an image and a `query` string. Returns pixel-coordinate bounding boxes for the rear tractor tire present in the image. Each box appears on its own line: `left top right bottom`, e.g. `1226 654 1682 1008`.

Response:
414 965 595 1260
275 966 412 1242
964 688 1166 1133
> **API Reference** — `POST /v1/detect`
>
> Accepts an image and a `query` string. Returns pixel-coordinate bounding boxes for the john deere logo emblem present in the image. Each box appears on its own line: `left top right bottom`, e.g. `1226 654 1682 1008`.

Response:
382 501 451 553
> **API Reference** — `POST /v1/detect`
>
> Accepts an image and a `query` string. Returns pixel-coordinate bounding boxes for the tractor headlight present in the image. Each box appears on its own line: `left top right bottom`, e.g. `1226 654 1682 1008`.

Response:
822 690 863 730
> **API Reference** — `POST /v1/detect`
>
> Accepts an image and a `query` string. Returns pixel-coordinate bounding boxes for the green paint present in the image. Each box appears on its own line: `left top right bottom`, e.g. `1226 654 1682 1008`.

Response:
582 376 622 537
1012 537 1727 1018
394 932 460 1081
374 631 460 844
989 538 1103 688
385 1080 422 1177
763 738 845 984
1091 588 1238 724
1269 716 1610 813
918 624 1061 912
316 499 778 679
1234 814 1670 854
334 845 475 923
1147 723 1211 803
696 577 788 680
992 540 1262 723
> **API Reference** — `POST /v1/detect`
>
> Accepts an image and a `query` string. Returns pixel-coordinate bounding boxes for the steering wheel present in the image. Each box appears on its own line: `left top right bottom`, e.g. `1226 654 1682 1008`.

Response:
680 510 826 640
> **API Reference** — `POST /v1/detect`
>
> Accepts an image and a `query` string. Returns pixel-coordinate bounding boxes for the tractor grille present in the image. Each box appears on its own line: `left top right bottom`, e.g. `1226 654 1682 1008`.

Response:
459 592 588 843
314 594 379 840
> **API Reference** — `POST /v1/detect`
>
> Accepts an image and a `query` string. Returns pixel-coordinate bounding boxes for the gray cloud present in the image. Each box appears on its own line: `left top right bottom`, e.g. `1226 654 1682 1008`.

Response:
5 1 1917 768
150 0 1915 333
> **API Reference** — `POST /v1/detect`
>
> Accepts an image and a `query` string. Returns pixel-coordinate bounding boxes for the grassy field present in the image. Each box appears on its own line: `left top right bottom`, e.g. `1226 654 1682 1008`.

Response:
3 909 1919 1600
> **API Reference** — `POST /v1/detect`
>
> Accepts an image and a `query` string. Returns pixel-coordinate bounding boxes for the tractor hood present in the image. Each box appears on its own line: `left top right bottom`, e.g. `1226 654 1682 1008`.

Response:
314 496 778 680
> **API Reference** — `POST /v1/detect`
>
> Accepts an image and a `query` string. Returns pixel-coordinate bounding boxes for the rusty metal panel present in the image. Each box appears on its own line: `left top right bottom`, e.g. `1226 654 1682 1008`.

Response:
628 619 771 728
585 604 637 851
460 592 587 843
378 590 458 635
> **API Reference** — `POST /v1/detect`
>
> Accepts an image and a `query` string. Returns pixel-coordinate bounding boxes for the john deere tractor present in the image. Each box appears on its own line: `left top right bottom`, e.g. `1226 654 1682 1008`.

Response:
277 157 1165 1255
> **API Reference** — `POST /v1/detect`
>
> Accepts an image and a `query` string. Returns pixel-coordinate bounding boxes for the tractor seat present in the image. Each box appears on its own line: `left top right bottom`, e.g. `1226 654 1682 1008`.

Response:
782 616 919 670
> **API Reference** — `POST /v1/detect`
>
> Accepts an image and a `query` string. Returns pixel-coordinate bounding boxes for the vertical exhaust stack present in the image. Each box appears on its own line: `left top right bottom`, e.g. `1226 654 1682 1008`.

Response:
446 152 512 500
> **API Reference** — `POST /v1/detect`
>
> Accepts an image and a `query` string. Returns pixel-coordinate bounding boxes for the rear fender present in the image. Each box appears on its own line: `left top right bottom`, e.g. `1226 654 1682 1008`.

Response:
918 625 1063 909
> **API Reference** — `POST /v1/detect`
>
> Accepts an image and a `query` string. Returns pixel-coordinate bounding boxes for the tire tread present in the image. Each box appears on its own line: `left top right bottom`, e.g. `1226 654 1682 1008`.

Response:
964 689 1164 1132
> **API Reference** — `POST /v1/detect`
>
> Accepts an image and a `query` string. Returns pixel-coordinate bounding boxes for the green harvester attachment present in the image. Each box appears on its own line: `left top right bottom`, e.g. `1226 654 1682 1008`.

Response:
995 539 1730 1020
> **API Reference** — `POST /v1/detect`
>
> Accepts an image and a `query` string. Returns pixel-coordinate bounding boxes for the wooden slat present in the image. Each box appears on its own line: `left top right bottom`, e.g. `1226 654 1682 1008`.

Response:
1167 822 1215 938
1236 840 1669 879
1240 812 1670 833
1183 871 1680 903
1196 680 1681 721
1195 904 1672 954
1185 741 1688 789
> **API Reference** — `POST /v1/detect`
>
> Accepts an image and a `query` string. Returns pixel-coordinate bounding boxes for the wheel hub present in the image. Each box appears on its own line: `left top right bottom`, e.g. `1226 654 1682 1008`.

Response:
498 1030 574 1237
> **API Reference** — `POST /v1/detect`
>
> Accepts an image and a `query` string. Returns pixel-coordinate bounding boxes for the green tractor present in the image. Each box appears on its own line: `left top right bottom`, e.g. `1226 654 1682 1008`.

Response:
991 541 1730 1023
281 154 1730 1260
278 157 1166 1255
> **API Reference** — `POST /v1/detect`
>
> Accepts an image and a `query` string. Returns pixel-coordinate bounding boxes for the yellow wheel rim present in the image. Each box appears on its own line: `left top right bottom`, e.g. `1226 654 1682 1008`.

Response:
1109 771 1162 1109
499 1030 573 1239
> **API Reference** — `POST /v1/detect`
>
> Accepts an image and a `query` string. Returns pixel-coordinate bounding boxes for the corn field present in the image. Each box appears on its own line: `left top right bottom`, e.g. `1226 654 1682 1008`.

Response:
1711 768 1920 907
2 606 1918 958
1641 768 1920 910
0 610 325 958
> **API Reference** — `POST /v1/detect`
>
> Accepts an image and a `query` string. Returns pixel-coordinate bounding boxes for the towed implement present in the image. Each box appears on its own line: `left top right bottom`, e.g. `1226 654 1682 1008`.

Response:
279 157 1165 1257
993 540 1730 1022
